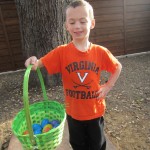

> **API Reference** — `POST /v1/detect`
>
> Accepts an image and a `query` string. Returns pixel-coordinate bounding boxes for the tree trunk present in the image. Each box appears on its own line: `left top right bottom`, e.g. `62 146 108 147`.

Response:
15 0 72 87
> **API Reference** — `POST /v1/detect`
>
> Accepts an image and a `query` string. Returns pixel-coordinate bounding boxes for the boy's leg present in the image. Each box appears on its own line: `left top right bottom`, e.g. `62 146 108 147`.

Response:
87 116 106 150
67 115 89 150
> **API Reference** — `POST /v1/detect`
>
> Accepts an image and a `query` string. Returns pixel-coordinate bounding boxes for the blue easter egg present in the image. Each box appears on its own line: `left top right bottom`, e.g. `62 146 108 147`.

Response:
32 124 42 131
34 129 42 135
51 120 60 128
41 119 50 128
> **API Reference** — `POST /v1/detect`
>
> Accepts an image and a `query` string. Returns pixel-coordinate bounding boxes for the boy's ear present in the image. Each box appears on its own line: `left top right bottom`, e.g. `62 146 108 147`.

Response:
90 19 95 29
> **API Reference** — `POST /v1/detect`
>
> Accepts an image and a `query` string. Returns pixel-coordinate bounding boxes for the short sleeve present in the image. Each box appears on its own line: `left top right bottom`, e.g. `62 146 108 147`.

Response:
40 46 62 74
101 48 119 73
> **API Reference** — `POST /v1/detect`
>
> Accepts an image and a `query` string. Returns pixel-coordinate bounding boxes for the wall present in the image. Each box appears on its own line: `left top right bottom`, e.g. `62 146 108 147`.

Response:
88 0 150 55
0 0 24 72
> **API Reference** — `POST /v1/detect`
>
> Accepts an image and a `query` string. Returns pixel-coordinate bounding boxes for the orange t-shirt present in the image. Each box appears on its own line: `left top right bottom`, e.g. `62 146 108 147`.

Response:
41 42 119 120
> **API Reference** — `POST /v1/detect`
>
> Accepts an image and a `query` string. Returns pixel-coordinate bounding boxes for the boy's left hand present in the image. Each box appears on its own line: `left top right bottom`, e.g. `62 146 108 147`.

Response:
96 84 113 99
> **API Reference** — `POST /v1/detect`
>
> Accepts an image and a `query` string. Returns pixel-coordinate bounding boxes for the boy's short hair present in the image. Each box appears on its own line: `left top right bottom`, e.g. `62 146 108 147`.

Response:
66 0 94 19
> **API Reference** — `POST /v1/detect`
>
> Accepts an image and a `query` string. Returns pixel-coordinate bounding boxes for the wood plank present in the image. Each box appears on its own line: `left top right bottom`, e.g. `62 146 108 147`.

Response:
6 25 20 33
10 40 21 48
0 24 3 30
0 3 16 11
2 10 18 18
96 20 123 29
91 44 124 55
94 7 123 15
127 4 150 12
0 63 13 72
126 47 150 54
13 54 24 61
4 18 19 25
126 24 150 32
89 0 123 9
93 33 124 43
127 31 150 39
12 47 22 54
0 29 4 34
127 17 150 26
0 42 7 49
127 42 150 51
99 40 124 48
127 11 150 19
8 33 20 40
15 62 24 69
0 0 13 2
126 0 150 5
95 14 123 22
0 36 6 42
106 45 125 54
0 55 12 63
0 48 9 56
90 27 124 37
127 36 150 44
0 54 24 64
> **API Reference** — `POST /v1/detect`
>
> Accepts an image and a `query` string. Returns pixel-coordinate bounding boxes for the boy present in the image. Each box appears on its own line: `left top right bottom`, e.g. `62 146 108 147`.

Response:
25 0 122 150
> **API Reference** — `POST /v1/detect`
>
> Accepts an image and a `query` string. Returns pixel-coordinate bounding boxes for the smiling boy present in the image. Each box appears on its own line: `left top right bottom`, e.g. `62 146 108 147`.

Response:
25 0 122 149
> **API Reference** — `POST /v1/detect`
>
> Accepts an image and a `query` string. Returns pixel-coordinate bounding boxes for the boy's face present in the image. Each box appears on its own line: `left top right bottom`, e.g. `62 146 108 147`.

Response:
66 6 95 41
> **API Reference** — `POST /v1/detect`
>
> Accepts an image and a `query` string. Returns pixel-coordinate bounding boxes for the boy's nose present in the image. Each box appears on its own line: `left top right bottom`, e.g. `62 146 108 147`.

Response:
75 22 81 28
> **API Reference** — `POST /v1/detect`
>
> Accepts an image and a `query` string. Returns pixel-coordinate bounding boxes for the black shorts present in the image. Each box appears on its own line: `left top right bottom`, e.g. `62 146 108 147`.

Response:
67 115 106 150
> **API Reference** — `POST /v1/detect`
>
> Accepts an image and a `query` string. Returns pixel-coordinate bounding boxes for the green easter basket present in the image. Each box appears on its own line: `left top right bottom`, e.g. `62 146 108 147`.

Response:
12 65 66 150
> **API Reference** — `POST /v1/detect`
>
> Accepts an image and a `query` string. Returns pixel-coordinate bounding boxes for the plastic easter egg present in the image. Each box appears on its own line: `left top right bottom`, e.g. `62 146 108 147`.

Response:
41 119 50 128
51 120 60 128
42 124 53 133
32 124 42 131
23 130 29 135
34 129 42 135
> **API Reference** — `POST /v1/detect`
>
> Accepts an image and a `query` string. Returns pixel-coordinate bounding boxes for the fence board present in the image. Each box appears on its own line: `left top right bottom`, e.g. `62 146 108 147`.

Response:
2 9 18 18
93 33 124 43
8 32 20 40
94 7 123 15
95 14 123 22
126 11 150 19
90 0 123 8
6 25 20 33
0 4 16 10
127 41 150 50
126 0 150 5
127 4 150 12
91 27 124 37
12 47 22 54
0 42 7 49
0 48 9 55
127 18 150 26
96 20 123 29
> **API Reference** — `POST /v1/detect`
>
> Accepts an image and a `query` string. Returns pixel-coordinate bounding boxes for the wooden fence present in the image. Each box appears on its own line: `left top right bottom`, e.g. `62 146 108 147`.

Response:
88 0 150 55
0 0 150 72
0 0 24 72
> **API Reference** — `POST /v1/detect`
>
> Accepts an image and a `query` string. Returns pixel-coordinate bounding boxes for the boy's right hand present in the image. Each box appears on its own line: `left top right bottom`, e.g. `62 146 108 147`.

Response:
25 56 38 70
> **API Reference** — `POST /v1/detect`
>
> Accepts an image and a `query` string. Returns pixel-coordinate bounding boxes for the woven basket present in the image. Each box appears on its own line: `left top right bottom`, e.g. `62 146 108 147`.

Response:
12 65 66 150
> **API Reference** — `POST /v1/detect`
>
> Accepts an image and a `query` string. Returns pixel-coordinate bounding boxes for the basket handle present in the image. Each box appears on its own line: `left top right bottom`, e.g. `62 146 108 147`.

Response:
23 65 48 147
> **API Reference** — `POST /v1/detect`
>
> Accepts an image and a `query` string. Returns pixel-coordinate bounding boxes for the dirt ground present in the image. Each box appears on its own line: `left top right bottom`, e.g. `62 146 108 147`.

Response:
0 53 150 150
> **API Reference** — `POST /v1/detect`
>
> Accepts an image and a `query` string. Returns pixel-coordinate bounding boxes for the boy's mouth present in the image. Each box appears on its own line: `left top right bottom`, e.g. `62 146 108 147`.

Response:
74 31 83 35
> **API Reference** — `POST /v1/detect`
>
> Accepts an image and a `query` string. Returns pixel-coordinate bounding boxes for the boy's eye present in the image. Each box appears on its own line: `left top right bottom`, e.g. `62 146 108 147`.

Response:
70 22 75 24
81 22 86 24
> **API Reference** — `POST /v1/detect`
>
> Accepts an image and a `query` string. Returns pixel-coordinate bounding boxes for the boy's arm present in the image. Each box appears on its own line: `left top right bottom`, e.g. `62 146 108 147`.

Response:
25 56 44 70
97 62 122 99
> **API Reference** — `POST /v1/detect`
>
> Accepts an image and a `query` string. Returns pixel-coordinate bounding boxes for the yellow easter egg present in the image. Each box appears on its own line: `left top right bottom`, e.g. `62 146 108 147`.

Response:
42 124 53 133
